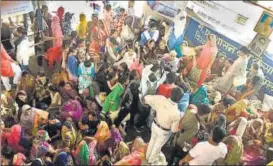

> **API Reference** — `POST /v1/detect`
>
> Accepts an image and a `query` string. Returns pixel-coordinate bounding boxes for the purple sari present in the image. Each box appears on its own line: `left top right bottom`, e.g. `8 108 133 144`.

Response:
61 99 83 121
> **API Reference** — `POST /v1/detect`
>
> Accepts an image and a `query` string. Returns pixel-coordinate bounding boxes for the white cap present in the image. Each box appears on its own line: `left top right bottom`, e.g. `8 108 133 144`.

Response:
22 105 31 112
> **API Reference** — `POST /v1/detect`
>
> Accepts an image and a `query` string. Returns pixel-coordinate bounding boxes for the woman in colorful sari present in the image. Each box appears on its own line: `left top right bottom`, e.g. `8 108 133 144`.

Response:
77 13 87 39
188 34 218 87
66 48 79 83
225 99 249 123
61 99 83 122
242 118 266 165
89 20 109 56
219 135 243 165
59 82 79 102
45 15 63 68
61 120 81 150
190 85 210 106
30 130 55 160
101 75 128 117
18 70 35 100
115 137 148 165
34 71 51 109
1 122 29 153
54 152 75 166
72 139 90 166
84 121 111 152
1 90 18 127
78 60 95 95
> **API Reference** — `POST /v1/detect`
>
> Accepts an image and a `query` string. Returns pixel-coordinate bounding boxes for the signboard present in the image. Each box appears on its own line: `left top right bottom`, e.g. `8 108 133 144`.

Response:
254 11 273 37
184 17 273 96
1 1 34 17
249 34 271 57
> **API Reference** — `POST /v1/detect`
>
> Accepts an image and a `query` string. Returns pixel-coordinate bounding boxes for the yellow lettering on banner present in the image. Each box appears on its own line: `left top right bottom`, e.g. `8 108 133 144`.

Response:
204 28 211 36
216 37 225 47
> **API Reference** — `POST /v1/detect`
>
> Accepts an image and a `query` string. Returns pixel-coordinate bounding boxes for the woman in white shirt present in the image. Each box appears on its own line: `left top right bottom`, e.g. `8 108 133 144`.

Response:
114 45 137 68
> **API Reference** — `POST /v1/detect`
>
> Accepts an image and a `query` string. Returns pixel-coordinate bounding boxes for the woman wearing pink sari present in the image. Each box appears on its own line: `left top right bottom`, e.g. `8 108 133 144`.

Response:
61 99 83 122
45 15 63 68
188 34 218 87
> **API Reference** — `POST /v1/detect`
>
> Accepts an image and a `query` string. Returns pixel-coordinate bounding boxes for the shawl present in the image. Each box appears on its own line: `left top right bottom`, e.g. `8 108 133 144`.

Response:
223 135 243 165
190 85 210 106
62 99 83 121
77 13 87 39
4 124 26 153
67 55 78 77
61 121 78 148
94 121 111 146
73 140 90 166
225 99 248 123
20 107 35 133
13 153 26 166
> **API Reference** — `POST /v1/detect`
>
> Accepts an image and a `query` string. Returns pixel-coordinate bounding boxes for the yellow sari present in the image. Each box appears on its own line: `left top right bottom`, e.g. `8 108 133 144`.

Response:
94 121 111 146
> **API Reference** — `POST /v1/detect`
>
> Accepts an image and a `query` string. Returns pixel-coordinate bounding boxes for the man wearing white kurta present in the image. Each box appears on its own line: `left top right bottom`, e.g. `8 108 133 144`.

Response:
144 87 184 164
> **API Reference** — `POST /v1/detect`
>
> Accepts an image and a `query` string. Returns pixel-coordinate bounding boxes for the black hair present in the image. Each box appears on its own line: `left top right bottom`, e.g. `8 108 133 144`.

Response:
120 8 125 12
103 160 112 166
118 75 129 85
84 60 92 67
239 46 250 55
105 4 112 10
150 63 160 72
86 96 95 102
197 104 212 116
252 75 261 86
70 31 77 38
222 97 235 107
166 72 177 84
120 62 128 71
106 71 116 81
147 39 155 45
111 29 118 35
42 4 48 10
129 70 138 80
149 22 157 29
37 71 45 77
252 62 260 71
88 111 97 117
49 84 58 92
148 73 157 82
17 26 27 35
212 125 226 143
170 87 184 103
1 145 14 159
227 58 234 64
21 70 30 77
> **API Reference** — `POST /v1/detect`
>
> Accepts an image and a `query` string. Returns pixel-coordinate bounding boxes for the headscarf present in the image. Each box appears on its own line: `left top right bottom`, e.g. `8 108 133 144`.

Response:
61 121 78 148
243 118 264 141
94 121 111 146
88 140 98 165
225 99 248 123
20 105 35 133
215 114 227 130
223 135 243 165
206 34 217 47
131 137 145 151
110 127 123 147
77 13 87 39
54 152 70 166
62 99 83 121
117 141 130 159
13 153 26 166
190 85 210 106
57 7 65 21
30 130 52 160
51 15 63 47
73 140 90 166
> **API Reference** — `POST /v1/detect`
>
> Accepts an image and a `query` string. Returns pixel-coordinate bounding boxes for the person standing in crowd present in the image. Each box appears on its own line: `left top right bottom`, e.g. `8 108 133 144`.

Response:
157 72 177 98
104 4 114 34
179 126 227 165
144 87 184 164
77 13 88 39
216 46 250 95
127 0 135 16
187 34 218 87
1 44 22 92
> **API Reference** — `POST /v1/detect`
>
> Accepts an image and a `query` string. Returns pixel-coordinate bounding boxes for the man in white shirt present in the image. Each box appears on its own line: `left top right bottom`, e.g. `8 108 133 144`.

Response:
144 87 184 164
179 126 227 165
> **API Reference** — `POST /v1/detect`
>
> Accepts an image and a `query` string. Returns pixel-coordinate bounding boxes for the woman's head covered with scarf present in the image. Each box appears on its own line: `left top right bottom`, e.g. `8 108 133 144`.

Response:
206 34 217 47
57 7 65 20
94 121 111 145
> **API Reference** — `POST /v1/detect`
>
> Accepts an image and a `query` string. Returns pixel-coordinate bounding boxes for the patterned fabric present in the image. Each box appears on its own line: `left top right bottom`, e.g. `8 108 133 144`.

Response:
30 130 52 160
73 140 90 166
223 135 243 165
78 62 95 92
225 99 248 123
35 78 50 100
113 13 127 34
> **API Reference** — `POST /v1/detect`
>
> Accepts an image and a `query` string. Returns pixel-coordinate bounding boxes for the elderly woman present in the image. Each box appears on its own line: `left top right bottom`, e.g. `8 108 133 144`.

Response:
188 34 218 87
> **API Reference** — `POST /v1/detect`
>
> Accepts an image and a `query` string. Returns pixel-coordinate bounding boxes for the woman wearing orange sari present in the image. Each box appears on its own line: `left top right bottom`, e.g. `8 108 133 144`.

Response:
188 34 218 87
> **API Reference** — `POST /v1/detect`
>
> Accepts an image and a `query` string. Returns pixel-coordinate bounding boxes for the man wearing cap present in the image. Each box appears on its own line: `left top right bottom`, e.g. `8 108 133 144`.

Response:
215 46 250 95
1 44 22 91
144 87 184 164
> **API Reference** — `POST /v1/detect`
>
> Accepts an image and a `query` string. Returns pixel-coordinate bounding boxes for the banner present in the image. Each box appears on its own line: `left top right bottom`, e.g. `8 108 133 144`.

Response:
184 17 273 96
1 1 34 17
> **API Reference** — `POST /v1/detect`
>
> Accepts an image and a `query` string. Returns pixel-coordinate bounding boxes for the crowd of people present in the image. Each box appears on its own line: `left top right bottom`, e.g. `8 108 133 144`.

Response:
1 1 273 166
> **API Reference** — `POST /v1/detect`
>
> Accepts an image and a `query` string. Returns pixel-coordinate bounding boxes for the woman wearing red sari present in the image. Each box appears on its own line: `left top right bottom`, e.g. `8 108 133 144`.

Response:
188 34 218 87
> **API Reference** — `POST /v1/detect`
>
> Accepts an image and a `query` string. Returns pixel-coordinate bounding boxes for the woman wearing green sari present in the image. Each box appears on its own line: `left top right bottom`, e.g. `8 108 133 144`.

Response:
190 85 210 106
101 75 128 116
